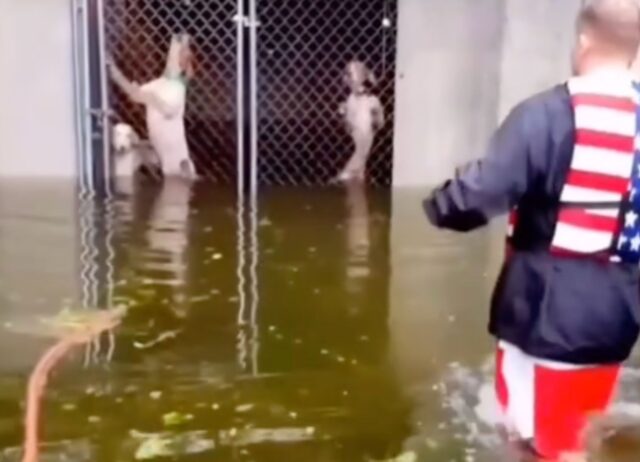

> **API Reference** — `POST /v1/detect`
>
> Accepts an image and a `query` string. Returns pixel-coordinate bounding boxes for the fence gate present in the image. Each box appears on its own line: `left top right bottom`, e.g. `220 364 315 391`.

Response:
103 0 241 185
252 0 397 186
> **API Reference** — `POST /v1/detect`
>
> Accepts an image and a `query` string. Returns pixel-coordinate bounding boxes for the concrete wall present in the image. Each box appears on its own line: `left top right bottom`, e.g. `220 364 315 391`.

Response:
393 0 583 187
0 0 79 371
0 0 77 177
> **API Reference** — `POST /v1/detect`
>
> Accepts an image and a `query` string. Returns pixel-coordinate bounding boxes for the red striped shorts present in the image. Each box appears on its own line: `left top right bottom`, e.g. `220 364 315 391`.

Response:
495 341 620 460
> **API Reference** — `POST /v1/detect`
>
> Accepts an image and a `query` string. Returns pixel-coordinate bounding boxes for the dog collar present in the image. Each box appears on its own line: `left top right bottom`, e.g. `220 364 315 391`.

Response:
165 73 188 86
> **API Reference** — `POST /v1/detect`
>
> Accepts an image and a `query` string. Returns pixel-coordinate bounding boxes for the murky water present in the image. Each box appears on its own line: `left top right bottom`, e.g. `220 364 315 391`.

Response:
1 179 638 462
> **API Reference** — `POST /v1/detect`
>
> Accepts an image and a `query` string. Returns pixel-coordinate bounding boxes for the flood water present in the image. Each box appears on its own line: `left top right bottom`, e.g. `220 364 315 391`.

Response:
1 179 639 462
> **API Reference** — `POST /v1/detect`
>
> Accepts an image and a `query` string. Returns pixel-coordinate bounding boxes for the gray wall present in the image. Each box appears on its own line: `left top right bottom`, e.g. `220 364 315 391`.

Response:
0 0 79 370
393 0 583 186
0 0 77 177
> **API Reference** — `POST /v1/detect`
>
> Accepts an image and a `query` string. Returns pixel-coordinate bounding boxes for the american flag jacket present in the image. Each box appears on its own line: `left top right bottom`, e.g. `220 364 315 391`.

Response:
424 70 640 365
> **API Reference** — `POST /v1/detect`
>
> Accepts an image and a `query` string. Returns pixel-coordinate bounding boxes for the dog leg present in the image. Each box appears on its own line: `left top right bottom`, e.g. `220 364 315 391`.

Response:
108 61 145 104
339 130 374 182
108 61 180 118
179 159 197 180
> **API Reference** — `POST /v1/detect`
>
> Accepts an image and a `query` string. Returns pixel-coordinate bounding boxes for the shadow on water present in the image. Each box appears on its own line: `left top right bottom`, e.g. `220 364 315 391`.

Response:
1 180 638 461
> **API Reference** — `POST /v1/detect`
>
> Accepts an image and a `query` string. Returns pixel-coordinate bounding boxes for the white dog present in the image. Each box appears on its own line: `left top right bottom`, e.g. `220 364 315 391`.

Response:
112 123 161 177
111 122 162 195
336 60 385 183
108 33 196 179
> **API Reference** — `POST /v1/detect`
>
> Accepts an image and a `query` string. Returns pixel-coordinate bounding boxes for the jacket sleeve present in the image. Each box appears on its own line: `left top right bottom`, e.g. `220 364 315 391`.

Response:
423 100 546 232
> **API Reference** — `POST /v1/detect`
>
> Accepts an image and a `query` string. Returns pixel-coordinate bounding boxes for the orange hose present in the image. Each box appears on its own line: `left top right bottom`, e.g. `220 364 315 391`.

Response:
21 317 121 462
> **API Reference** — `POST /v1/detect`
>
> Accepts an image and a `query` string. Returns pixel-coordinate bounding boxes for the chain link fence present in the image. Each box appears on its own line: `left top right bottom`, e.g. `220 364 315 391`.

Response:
102 0 397 186
256 0 397 186
104 0 238 183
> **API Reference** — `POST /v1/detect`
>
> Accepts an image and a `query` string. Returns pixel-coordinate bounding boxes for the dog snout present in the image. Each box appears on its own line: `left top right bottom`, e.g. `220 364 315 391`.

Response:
112 123 135 151
174 33 190 45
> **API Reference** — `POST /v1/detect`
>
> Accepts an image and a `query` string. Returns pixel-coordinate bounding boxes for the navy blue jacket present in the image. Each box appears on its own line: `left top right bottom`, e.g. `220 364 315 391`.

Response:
424 84 640 364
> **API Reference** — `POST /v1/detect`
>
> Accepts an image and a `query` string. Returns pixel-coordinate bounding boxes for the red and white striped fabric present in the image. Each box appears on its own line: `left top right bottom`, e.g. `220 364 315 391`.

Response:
550 73 637 257
507 209 518 238
495 341 620 460
505 209 518 258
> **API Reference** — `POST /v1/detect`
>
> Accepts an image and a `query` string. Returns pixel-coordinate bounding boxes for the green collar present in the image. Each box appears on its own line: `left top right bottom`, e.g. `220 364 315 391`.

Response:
165 73 188 86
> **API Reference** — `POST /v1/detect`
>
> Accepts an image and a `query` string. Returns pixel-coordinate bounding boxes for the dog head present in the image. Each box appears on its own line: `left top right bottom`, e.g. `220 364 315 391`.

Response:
165 33 194 80
112 123 139 156
344 60 376 94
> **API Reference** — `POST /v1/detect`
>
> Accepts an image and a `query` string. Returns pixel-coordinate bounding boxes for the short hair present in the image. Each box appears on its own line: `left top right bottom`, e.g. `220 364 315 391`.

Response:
577 0 640 60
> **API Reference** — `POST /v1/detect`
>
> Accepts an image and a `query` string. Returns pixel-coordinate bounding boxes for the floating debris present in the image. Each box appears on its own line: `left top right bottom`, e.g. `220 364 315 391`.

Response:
6 306 126 340
189 295 210 303
212 253 223 261
149 391 162 400
219 427 316 446
134 330 181 350
162 412 194 427
425 438 438 449
134 435 174 460
377 451 417 462
235 404 254 413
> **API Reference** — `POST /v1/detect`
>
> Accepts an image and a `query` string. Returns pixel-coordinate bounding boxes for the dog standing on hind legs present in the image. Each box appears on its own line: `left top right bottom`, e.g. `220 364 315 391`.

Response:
108 33 196 179
336 60 385 183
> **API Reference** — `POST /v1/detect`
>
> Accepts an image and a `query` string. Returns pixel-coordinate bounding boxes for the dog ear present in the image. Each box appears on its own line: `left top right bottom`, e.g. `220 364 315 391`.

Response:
184 49 195 80
366 68 377 87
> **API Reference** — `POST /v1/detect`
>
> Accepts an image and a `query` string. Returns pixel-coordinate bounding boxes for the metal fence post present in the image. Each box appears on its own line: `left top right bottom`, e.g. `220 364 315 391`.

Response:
248 0 259 198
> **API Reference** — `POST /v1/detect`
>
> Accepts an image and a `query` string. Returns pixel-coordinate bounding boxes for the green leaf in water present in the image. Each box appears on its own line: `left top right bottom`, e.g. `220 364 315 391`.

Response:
135 435 174 460
133 431 215 459
376 452 418 462
162 412 194 427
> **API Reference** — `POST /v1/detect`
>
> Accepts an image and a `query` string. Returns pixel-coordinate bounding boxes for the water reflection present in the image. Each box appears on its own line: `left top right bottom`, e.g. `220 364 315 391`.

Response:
345 181 371 300
0 181 544 461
